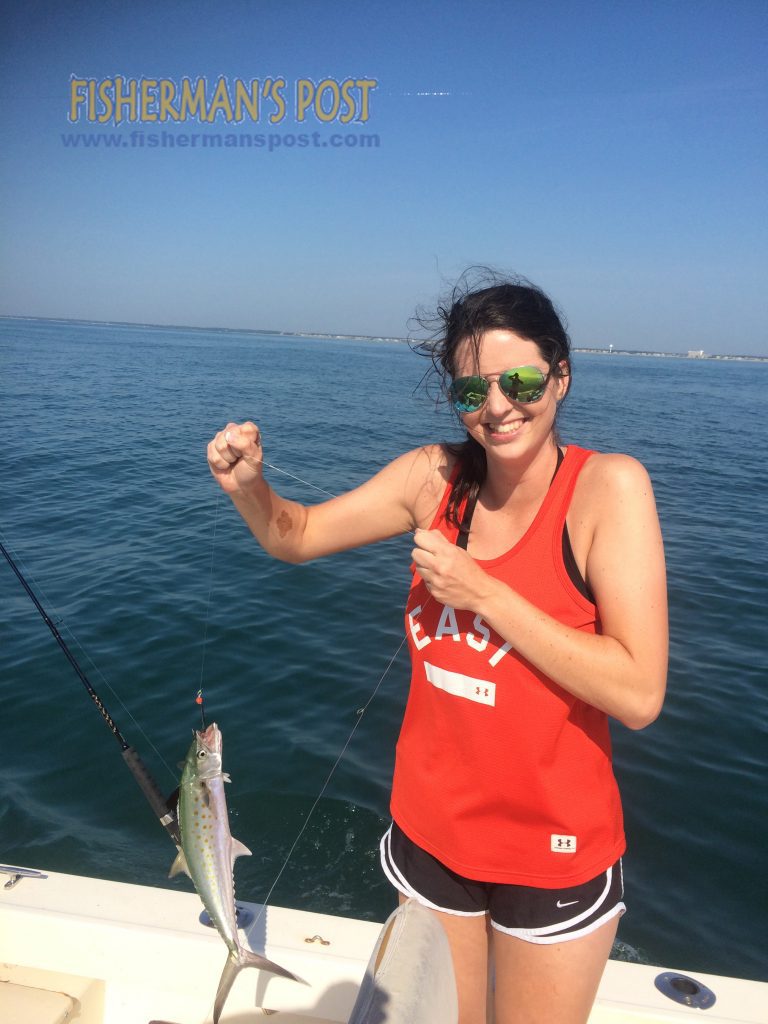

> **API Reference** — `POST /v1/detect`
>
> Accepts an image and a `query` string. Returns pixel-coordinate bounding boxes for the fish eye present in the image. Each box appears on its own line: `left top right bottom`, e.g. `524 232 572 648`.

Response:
197 750 207 759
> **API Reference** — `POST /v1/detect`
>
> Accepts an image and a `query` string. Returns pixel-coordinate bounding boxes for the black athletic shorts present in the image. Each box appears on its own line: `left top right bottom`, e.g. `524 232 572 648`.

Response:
380 821 625 944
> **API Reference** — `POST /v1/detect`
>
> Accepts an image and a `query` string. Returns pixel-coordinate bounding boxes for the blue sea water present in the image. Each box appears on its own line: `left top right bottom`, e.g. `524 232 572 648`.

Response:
1 318 767 982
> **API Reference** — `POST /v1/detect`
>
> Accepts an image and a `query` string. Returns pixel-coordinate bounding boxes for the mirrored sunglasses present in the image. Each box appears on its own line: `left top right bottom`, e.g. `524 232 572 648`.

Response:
449 366 551 413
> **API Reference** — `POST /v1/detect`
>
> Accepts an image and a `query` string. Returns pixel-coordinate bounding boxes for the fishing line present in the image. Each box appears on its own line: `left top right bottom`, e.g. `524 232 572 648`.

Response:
238 456 428 918
254 629 411 924
196 490 223 730
193 457 333 726
260 459 337 500
262 452 415 588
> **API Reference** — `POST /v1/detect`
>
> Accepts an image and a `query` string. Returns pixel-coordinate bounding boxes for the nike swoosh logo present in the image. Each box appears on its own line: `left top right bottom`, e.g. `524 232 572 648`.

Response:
556 899 580 908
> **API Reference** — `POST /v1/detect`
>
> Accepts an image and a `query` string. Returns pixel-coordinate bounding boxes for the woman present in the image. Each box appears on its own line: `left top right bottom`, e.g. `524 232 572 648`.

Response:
207 274 668 1024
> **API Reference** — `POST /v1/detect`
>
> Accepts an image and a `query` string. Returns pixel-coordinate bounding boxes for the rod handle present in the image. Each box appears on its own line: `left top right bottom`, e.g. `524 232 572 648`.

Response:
122 747 181 846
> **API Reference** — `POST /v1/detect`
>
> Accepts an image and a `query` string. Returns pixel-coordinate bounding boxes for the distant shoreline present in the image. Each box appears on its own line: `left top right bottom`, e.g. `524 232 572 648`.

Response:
1 314 765 363
572 347 768 363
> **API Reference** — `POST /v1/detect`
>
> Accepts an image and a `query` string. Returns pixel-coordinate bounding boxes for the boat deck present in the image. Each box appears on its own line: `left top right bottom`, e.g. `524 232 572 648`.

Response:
1 867 765 1023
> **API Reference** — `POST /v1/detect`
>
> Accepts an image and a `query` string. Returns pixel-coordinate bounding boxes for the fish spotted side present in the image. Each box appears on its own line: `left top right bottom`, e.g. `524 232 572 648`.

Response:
170 722 298 1022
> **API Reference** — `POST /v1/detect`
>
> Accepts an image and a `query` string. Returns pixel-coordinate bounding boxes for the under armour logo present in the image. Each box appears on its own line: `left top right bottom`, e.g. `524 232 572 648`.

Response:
551 834 578 853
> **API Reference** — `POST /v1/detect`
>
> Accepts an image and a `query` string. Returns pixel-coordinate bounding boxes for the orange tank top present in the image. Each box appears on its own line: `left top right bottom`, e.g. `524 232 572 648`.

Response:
390 445 625 887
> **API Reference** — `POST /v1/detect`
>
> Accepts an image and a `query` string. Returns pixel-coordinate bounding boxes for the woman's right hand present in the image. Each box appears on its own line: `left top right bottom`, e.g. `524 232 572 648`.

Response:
207 421 264 495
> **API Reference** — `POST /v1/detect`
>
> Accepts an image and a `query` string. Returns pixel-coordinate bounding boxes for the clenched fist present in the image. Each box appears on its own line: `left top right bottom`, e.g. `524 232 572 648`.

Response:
207 421 264 495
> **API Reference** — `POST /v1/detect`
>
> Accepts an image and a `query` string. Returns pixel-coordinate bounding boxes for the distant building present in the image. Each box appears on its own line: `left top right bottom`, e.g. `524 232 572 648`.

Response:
687 349 706 358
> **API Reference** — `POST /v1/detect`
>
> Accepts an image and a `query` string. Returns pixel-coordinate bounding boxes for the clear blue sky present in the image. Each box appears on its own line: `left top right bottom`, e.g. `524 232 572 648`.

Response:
1 0 766 354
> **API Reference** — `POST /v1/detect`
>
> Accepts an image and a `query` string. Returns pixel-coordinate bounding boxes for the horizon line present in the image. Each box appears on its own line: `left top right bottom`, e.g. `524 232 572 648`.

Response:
1 313 765 362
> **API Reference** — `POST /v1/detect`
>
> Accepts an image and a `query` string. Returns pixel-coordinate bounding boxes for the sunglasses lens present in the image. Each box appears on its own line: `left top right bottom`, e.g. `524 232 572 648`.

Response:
499 366 547 403
450 376 488 412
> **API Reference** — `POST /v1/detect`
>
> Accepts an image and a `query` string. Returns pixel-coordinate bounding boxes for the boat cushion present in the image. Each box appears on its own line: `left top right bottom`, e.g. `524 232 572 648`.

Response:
0 980 76 1024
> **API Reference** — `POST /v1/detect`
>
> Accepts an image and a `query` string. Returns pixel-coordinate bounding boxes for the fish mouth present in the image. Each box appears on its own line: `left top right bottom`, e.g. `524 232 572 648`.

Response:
197 722 222 754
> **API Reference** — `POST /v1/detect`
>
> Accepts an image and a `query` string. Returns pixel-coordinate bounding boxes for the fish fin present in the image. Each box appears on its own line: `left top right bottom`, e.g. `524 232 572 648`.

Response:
168 849 191 879
222 772 232 783
231 838 252 861
238 945 300 983
213 947 301 1021
213 952 240 1024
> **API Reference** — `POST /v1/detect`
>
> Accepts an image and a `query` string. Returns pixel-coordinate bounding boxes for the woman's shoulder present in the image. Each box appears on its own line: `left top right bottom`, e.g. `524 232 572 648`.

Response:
572 449 657 519
391 443 456 481
402 442 456 485
389 444 457 526
579 449 654 488
567 448 661 574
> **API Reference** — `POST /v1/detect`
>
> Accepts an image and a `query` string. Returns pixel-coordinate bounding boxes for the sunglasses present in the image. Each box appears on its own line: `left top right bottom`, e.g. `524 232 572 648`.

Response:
449 366 552 413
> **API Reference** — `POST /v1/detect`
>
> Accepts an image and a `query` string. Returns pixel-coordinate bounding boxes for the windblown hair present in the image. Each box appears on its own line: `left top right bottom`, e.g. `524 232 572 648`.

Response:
411 268 572 529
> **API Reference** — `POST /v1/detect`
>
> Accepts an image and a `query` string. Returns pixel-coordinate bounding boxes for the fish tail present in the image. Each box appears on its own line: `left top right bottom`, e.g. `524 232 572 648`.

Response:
213 948 299 1023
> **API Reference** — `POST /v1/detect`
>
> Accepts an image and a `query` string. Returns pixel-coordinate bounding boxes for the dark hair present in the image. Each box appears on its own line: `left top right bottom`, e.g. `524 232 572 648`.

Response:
412 268 572 529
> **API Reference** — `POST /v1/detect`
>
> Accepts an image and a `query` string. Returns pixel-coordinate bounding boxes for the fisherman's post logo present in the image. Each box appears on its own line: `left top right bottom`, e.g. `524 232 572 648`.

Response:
64 75 380 151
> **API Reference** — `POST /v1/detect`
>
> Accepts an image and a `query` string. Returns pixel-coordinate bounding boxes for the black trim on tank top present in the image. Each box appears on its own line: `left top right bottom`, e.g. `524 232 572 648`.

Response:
455 491 477 551
454 448 594 603
562 524 594 603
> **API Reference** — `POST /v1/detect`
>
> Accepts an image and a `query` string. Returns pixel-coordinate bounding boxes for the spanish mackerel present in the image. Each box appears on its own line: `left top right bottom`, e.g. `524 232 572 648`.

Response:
170 723 297 1022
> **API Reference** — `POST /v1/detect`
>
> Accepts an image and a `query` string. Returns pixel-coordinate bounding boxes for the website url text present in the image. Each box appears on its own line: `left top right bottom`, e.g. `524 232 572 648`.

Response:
61 130 380 151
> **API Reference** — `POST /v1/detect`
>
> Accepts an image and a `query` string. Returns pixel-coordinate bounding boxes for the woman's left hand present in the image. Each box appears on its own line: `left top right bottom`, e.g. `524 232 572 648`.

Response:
412 529 495 610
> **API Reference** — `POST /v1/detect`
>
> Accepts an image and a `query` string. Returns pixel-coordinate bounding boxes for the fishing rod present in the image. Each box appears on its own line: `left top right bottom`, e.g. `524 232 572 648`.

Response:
1 539 181 848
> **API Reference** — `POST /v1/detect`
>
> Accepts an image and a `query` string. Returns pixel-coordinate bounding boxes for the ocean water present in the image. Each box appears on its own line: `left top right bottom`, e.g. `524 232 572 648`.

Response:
1 318 766 983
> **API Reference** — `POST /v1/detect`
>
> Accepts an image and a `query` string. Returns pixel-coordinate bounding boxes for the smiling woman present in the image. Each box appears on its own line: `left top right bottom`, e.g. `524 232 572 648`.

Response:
206 269 668 1024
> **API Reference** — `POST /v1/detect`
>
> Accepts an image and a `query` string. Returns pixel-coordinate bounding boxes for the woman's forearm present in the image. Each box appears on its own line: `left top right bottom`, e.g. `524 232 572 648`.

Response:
229 479 310 563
